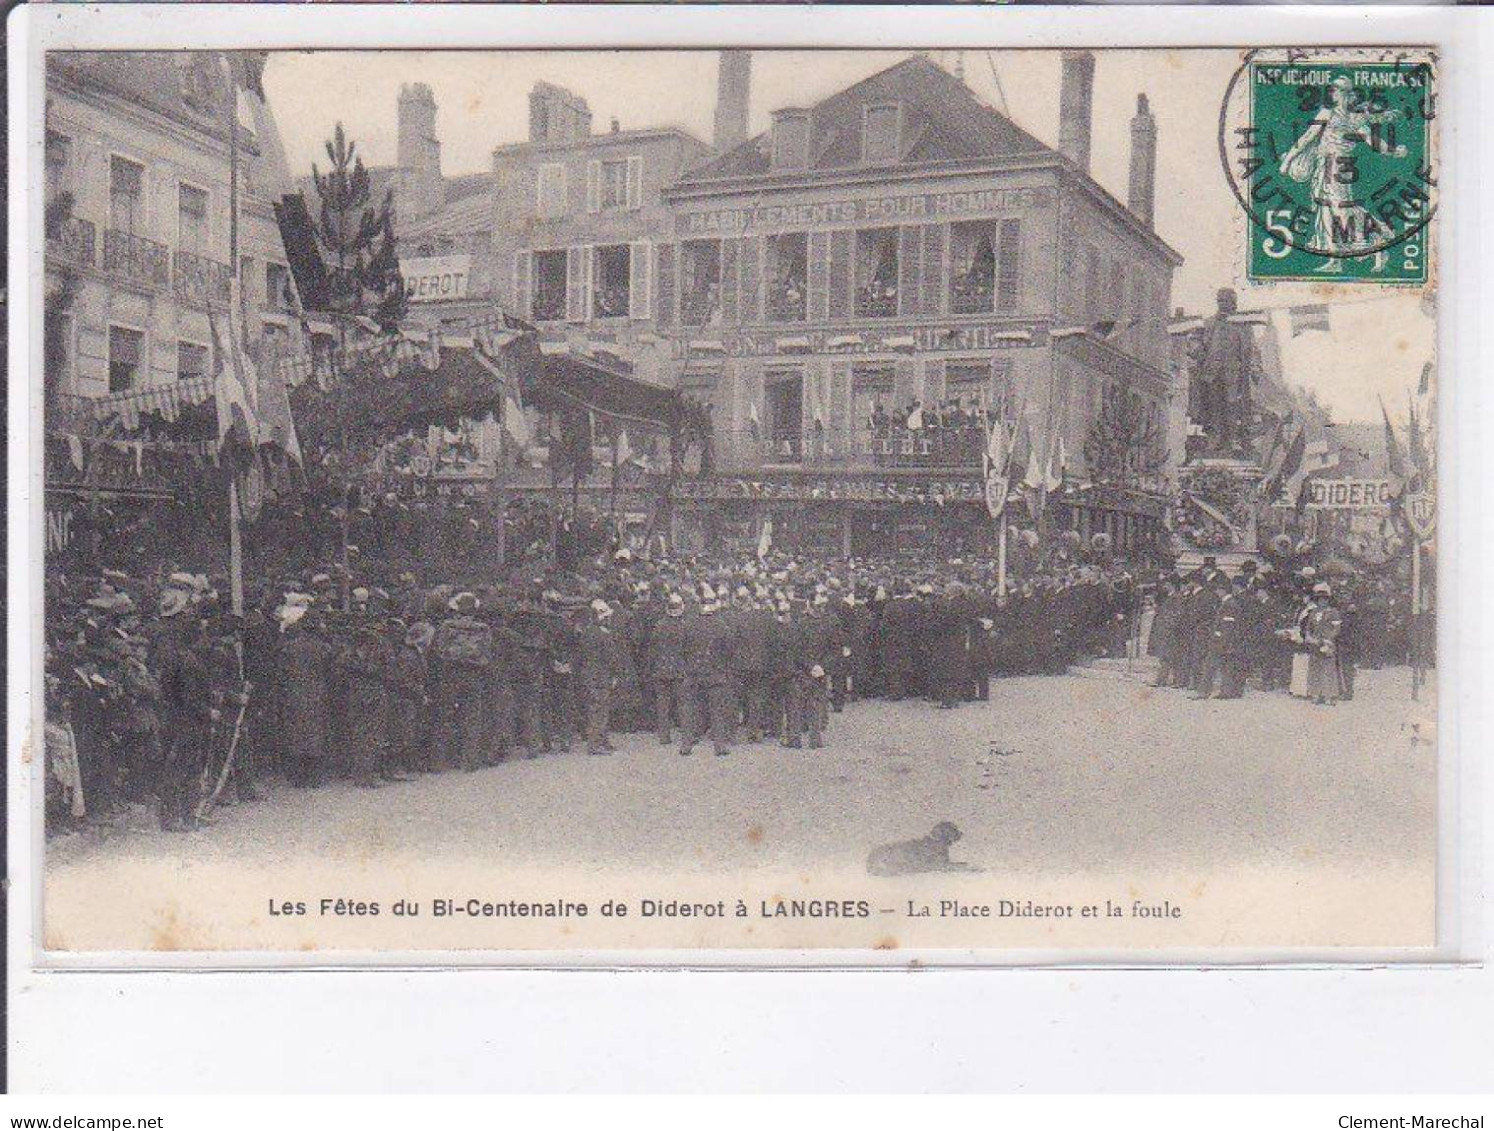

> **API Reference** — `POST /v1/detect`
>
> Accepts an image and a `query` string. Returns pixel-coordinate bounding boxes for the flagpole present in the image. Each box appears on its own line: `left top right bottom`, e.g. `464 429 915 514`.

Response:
224 54 245 620
997 517 1008 599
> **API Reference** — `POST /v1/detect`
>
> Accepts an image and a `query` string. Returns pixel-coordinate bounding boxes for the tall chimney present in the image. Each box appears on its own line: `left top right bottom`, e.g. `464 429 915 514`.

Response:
397 83 442 218
1058 50 1095 172
1128 92 1158 227
713 49 751 153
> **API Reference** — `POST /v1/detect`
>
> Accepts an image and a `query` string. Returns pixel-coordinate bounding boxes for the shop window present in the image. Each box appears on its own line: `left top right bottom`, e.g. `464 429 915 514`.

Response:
110 155 144 235
862 103 902 165
854 228 899 319
177 341 209 383
766 233 808 322
532 249 567 321
592 244 631 318
680 240 723 327
108 326 145 393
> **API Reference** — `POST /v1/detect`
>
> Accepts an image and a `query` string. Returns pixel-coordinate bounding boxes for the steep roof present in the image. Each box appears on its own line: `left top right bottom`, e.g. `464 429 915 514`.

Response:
677 55 1051 186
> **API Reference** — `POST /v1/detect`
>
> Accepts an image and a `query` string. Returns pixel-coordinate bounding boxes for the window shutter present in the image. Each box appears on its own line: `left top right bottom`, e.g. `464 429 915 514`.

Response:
808 231 831 323
585 161 601 214
630 240 652 321
566 246 586 322
923 358 947 406
739 236 762 324
894 357 917 410
655 244 676 329
920 223 946 316
898 225 923 317
721 239 740 323
827 230 851 321
997 219 1021 312
828 359 851 449
626 156 644 210
514 250 533 319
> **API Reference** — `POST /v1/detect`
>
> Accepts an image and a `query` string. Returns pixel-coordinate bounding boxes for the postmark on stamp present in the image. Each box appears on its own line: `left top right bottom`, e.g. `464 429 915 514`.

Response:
1220 49 1436 283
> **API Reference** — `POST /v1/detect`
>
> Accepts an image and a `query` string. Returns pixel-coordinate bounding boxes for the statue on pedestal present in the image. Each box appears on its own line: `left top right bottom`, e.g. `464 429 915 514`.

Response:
1188 288 1262 461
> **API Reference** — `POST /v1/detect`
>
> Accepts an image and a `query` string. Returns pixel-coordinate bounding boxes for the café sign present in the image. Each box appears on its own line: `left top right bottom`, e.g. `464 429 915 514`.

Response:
401 255 471 303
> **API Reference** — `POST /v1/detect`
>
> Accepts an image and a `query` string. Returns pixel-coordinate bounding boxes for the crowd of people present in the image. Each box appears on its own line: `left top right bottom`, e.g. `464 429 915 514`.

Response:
1150 557 1421 705
45 547 1138 833
44 538 1422 835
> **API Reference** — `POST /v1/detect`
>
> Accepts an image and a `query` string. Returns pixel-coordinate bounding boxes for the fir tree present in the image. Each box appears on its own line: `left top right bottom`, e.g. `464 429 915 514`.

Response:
311 123 407 332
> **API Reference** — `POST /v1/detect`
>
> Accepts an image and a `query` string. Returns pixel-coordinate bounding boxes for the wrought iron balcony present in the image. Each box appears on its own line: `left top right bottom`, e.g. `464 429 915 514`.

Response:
102 229 170 291
173 249 231 309
46 214 96 269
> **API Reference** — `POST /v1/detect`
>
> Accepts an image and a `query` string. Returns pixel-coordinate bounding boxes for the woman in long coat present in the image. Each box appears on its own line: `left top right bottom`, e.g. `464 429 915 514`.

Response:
1304 583 1345 705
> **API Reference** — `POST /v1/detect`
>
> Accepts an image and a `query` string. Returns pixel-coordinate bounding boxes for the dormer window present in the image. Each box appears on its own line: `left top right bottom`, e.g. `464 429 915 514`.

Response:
862 102 902 165
771 109 811 172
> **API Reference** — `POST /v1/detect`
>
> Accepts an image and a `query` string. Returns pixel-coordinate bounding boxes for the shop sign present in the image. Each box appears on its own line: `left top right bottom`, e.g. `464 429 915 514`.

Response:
679 187 1056 237
1303 478 1396 510
401 256 471 303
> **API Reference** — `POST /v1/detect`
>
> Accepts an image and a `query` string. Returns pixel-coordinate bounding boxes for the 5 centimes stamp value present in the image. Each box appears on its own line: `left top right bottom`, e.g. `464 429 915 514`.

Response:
1222 49 1436 283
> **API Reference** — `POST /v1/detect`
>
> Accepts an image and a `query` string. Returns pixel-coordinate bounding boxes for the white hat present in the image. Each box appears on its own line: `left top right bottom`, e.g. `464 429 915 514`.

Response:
352 587 371 604
283 591 313 609
591 598 612 618
276 605 308 630
159 589 191 618
700 584 717 603
1313 582 1332 595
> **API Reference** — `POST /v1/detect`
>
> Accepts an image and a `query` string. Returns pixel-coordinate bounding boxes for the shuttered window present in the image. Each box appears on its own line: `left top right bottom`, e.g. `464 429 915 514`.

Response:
630 240 651 321
655 244 676 328
828 230 852 322
565 246 588 321
997 219 1022 312
108 325 144 393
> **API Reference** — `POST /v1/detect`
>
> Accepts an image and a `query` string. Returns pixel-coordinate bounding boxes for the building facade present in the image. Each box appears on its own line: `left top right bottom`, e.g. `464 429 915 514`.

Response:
495 80 715 387
46 51 300 402
657 54 1181 556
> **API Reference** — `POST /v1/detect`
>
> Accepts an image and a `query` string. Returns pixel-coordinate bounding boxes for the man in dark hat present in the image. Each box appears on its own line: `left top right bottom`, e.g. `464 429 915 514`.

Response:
153 588 215 831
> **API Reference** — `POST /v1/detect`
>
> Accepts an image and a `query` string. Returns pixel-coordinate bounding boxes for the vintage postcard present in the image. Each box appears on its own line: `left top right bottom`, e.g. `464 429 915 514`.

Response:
29 40 1442 961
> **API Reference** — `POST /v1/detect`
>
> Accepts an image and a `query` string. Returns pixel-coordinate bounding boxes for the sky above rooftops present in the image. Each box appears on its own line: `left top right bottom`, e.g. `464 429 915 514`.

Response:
263 49 1434 424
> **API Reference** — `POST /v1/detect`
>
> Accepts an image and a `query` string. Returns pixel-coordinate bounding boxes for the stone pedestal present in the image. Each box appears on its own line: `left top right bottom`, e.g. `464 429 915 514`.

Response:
1173 458 1265 574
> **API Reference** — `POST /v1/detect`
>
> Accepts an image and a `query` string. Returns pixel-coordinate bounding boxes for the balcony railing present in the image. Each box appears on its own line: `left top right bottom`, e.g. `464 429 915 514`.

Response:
102 229 170 291
724 422 990 470
173 249 231 309
46 214 96 269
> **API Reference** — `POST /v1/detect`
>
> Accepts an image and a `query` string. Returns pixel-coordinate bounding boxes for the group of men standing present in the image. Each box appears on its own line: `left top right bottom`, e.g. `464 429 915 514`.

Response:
1150 558 1355 704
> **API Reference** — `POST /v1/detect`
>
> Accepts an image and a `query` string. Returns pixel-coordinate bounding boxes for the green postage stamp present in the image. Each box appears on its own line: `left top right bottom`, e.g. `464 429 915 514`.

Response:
1225 51 1436 283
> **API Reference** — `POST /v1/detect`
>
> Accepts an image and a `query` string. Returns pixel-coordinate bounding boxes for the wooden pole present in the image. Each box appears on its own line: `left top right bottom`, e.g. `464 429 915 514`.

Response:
1410 538 1423 700
997 514 1008 599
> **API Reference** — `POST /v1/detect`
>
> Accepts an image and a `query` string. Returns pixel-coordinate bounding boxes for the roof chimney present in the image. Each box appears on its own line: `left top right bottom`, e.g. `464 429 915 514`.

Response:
1128 92 1158 228
1058 50 1095 172
713 49 751 153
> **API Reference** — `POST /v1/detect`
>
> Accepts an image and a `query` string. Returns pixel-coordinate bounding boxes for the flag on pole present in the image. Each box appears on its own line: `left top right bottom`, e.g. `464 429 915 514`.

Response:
748 400 761 441
1407 395 1429 484
906 403 923 432
1380 395 1407 479
1044 435 1066 491
1289 304 1331 336
616 428 634 467
757 516 773 560
1418 362 1433 397
208 303 258 451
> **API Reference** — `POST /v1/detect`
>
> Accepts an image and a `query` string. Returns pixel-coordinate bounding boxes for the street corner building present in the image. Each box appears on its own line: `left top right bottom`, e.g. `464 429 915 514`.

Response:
477 52 1181 558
